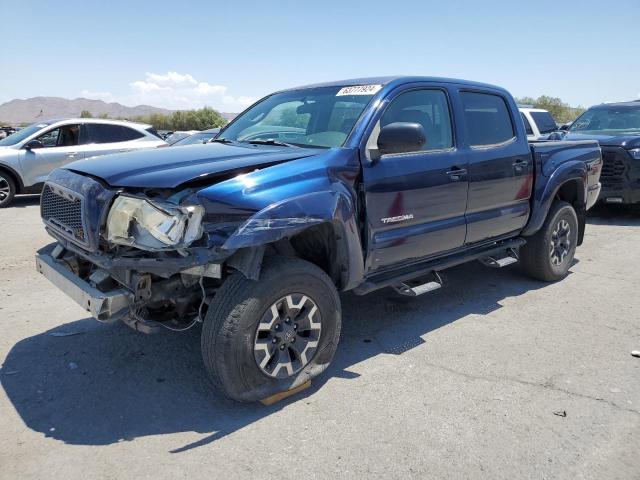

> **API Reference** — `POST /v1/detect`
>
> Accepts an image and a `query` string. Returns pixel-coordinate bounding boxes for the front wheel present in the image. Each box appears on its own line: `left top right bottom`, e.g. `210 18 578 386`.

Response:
0 173 16 208
201 256 341 402
521 200 578 282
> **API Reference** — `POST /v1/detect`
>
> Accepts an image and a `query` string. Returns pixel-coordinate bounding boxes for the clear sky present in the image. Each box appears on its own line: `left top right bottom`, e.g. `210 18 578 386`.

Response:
1 0 638 112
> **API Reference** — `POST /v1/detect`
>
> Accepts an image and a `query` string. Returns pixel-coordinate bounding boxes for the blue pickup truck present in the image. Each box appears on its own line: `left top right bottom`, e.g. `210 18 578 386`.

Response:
35 76 602 402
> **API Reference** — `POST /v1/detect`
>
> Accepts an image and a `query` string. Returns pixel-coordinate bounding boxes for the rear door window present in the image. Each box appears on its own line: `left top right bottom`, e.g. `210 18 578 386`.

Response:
119 126 145 141
461 92 515 146
83 124 144 144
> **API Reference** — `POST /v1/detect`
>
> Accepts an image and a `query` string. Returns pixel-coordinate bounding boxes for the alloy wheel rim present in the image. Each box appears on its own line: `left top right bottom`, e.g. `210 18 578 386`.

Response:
549 219 571 266
253 293 322 379
0 176 9 202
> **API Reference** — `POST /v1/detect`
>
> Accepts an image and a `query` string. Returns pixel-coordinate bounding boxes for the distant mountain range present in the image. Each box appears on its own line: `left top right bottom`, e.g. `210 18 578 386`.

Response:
0 97 237 125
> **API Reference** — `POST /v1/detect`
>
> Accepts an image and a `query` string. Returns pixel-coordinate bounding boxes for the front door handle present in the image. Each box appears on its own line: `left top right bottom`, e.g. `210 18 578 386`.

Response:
66 152 78 158
446 167 467 182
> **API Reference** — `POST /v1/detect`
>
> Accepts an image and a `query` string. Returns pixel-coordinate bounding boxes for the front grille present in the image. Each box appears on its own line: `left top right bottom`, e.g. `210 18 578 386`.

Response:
41 184 87 245
600 149 626 187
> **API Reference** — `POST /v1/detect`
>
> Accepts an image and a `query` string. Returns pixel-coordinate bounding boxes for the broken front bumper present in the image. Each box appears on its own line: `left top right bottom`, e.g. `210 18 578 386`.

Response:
35 247 133 322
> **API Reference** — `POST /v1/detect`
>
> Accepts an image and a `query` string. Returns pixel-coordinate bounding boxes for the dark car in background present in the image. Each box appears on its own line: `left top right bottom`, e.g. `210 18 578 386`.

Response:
164 130 199 145
0 126 17 140
171 128 221 146
551 101 640 204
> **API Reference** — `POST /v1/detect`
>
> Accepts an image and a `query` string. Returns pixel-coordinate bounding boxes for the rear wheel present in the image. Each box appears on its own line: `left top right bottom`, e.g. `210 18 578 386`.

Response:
521 201 578 282
201 256 341 402
0 173 16 208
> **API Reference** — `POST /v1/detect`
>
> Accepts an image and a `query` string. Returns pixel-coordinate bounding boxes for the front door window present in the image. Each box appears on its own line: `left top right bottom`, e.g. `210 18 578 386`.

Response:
36 125 80 147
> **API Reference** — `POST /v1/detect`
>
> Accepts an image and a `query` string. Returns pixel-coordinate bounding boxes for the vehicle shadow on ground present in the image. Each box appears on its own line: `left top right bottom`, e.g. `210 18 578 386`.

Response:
587 204 640 226
8 195 40 208
1 262 548 453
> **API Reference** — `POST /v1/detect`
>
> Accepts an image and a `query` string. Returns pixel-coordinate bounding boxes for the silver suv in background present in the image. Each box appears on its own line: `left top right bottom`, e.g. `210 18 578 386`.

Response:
0 118 167 207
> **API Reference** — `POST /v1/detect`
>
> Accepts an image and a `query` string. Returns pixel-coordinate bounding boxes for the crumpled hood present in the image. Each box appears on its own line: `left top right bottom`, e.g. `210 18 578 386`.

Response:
64 143 320 188
561 132 640 149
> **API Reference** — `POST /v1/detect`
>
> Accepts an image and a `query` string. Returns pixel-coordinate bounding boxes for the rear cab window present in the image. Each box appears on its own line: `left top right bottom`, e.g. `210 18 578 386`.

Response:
461 92 515 147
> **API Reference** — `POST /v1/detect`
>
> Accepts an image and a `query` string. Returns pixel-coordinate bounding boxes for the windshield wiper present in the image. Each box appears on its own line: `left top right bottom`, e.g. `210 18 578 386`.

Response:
210 137 234 144
247 139 295 147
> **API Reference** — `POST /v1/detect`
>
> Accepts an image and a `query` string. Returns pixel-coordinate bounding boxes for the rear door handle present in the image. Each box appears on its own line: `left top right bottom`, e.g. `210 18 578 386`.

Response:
446 167 468 182
66 152 78 158
513 158 529 173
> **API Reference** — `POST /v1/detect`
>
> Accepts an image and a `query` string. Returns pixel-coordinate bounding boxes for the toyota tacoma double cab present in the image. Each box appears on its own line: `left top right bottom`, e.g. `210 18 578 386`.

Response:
35 76 602 402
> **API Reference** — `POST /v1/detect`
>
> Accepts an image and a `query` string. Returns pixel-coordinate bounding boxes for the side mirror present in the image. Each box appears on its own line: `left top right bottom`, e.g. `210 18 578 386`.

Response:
377 122 426 156
24 139 44 150
547 131 566 141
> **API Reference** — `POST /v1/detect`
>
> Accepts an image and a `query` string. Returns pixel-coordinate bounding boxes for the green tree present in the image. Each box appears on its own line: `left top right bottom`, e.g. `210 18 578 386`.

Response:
131 107 227 131
516 95 585 123
80 110 93 118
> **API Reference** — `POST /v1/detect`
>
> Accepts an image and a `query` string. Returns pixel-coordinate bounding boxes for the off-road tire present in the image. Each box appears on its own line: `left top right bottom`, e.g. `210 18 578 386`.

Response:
201 256 341 402
0 173 16 208
521 200 578 282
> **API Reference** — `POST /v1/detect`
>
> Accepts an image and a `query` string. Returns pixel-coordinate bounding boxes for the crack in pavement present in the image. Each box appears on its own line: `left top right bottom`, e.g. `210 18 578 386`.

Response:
420 360 640 416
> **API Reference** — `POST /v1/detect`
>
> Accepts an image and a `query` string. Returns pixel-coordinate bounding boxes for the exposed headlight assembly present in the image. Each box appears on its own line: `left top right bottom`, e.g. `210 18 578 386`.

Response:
105 195 204 250
629 148 640 160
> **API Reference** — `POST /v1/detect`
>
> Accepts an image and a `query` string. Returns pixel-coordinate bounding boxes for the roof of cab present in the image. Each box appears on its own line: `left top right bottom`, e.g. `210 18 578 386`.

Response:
592 100 640 109
282 76 507 93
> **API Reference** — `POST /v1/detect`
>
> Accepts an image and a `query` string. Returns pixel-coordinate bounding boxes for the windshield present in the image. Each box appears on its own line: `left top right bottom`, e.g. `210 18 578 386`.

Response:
0 122 51 146
219 85 379 148
173 132 216 146
570 106 640 135
530 111 558 134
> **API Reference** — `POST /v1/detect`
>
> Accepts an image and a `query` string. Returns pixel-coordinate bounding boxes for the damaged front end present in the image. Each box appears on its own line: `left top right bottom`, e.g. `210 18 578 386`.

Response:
36 168 248 333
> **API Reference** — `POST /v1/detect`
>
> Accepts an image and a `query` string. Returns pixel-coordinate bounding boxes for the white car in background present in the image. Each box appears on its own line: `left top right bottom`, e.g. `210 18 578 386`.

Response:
0 118 166 207
519 107 559 140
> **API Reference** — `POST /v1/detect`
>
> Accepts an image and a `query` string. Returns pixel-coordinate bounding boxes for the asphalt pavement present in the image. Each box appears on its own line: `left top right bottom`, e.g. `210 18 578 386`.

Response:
1 196 639 479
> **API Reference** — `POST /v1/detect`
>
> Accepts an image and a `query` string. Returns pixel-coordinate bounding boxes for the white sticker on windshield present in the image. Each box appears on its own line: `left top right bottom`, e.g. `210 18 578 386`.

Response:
336 85 383 96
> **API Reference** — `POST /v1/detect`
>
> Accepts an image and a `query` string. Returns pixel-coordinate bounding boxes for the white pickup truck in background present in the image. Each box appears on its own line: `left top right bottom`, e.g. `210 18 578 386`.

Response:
519 106 559 140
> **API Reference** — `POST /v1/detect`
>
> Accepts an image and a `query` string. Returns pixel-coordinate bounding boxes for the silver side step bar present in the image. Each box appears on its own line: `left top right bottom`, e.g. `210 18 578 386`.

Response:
479 248 519 268
393 272 443 297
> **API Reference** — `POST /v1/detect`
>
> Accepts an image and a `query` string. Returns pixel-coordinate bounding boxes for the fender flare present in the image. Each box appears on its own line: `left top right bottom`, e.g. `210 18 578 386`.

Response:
522 161 587 237
221 189 364 290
